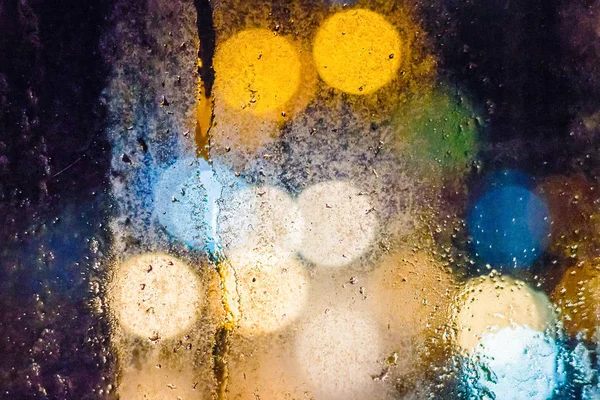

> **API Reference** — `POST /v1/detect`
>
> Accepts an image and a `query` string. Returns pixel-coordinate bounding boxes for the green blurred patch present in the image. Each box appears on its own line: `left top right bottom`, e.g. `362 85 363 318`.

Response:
395 85 481 173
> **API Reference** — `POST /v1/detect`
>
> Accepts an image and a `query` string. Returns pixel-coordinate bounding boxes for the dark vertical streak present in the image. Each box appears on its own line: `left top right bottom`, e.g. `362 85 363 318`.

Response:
193 3 229 397
194 0 216 97
193 0 216 159
212 326 230 399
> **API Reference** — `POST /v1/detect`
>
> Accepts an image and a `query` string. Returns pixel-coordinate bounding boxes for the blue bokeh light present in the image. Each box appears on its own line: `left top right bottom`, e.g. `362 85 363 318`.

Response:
468 176 551 269
154 158 223 252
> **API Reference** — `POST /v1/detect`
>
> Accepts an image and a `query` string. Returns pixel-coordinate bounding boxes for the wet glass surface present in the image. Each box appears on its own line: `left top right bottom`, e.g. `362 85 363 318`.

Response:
2 0 600 399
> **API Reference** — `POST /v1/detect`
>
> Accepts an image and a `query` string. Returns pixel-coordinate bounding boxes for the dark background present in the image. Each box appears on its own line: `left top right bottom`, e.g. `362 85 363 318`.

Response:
0 0 113 398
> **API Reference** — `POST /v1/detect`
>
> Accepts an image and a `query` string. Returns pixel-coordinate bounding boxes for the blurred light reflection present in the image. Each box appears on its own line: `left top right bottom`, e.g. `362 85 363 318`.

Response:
464 325 564 400
468 172 551 269
294 309 384 400
298 180 377 268
312 9 401 95
453 274 556 351
109 253 202 339
154 158 223 251
552 258 600 341
226 250 309 336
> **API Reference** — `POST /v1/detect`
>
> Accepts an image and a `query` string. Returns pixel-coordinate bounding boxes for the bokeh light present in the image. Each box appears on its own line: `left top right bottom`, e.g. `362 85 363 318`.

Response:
209 28 317 153
468 174 551 269
312 9 401 95
218 184 304 259
552 258 600 341
109 253 202 339
569 342 599 397
226 250 309 336
463 325 564 400
297 180 377 268
213 29 301 115
368 250 456 361
227 333 309 399
395 85 480 172
296 263 408 393
453 274 556 351
294 309 383 400
535 174 600 261
154 158 221 249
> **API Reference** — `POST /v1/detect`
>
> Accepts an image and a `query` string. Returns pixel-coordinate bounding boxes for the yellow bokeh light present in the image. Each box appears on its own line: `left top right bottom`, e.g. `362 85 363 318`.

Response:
312 9 401 95
213 29 302 114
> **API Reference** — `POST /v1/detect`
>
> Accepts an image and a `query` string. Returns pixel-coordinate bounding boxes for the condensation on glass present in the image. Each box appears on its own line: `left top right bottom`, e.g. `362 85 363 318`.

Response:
2 0 600 399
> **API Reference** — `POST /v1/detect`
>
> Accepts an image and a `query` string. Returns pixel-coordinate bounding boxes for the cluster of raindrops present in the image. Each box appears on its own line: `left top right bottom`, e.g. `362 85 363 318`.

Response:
101 0 600 399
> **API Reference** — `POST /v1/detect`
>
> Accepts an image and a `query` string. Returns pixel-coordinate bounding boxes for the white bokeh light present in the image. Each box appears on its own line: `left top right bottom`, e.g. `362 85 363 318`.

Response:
297 180 377 268
294 309 383 400
109 253 202 339
226 250 309 336
464 325 564 400
219 185 304 259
